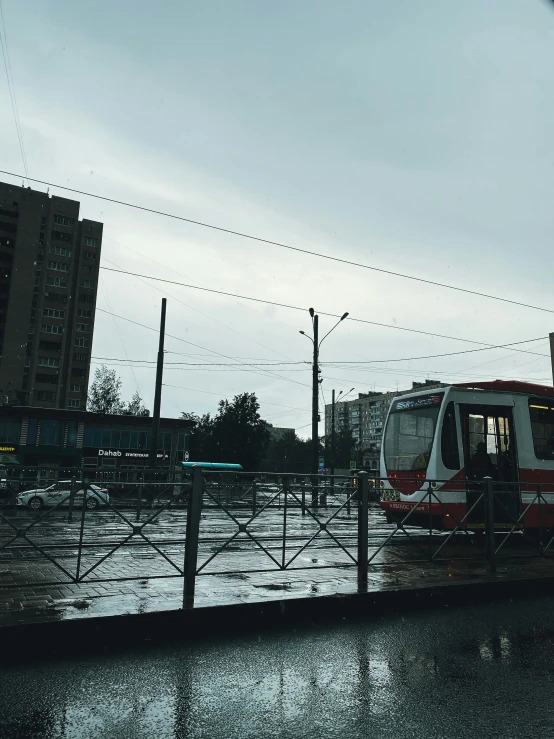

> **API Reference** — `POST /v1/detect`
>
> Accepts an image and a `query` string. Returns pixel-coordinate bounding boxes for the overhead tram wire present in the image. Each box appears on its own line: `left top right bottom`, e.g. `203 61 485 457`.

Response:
97 267 549 359
1 169 554 317
91 333 549 369
162 383 308 412
101 254 295 363
95 308 311 389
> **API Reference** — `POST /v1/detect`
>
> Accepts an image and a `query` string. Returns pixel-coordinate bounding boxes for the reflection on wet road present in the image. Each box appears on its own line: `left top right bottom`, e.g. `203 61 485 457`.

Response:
1 596 554 738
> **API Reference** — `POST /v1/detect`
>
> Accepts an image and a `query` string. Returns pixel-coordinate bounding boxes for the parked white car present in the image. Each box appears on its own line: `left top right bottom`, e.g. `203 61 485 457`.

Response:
16 481 109 510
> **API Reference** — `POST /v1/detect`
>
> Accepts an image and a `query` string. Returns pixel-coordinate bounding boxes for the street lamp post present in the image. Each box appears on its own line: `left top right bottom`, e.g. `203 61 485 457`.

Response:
330 387 355 479
300 308 349 507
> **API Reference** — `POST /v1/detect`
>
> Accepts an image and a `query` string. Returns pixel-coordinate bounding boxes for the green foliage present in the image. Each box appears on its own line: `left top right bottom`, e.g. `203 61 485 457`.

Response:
87 365 150 416
87 365 124 414
182 393 270 470
266 430 324 472
325 426 356 468
123 391 150 416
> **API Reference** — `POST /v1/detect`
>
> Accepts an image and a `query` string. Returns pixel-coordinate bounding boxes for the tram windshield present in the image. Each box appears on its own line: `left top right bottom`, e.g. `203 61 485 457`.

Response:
384 393 443 473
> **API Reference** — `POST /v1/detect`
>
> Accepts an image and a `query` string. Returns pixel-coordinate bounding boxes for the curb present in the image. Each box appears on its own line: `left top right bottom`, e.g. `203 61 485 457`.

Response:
1 573 554 663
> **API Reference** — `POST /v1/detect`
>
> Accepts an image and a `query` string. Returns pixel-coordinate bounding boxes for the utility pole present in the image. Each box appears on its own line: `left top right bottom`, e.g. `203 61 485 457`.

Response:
149 298 167 469
299 309 349 507
331 389 336 477
330 388 336 497
311 313 319 506
550 333 554 387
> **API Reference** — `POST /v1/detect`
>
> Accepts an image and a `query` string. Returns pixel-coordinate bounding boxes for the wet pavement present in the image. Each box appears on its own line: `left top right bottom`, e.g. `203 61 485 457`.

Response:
1 501 554 626
1 594 554 738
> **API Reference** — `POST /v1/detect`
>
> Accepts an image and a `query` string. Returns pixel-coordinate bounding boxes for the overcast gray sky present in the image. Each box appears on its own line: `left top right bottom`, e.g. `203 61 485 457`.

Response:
1 0 553 435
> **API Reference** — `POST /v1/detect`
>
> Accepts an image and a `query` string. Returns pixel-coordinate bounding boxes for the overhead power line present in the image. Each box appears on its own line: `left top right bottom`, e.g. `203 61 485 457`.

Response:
96 308 310 389
92 334 548 368
97 269 549 358
162 383 308 412
0 5 28 178
1 169 553 316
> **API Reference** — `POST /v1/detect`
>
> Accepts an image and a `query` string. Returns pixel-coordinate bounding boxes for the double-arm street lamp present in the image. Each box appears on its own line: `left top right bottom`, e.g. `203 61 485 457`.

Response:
299 308 349 505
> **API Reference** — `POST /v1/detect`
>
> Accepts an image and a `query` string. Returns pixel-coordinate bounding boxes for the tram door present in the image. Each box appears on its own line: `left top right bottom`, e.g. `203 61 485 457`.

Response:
460 405 520 524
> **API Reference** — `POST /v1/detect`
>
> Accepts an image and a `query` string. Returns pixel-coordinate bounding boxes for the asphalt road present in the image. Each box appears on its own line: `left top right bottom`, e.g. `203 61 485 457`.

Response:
1 595 553 738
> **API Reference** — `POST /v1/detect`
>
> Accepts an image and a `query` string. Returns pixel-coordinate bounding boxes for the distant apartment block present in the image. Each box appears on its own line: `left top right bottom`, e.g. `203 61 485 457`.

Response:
0 181 102 409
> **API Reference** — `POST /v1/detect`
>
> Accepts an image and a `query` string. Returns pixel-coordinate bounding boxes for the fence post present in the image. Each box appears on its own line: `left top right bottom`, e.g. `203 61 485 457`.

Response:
252 477 257 515
301 478 306 515
75 479 88 583
484 476 496 573
282 477 288 569
183 467 203 607
136 474 144 522
68 474 76 523
357 471 369 585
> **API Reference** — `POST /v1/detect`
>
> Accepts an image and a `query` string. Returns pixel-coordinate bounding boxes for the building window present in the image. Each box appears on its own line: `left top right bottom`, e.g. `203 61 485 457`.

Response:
79 293 94 303
70 384 82 392
46 276 68 288
39 418 63 443
74 338 89 348
36 391 57 403
76 323 91 332
27 418 38 445
77 309 91 318
83 251 97 261
51 230 72 243
529 399 554 460
84 236 100 247
83 265 96 275
67 399 82 408
67 420 77 446
53 214 75 227
35 373 58 385
42 324 64 335
44 291 67 304
38 356 60 368
50 246 72 257
43 308 65 319
0 421 20 443
83 427 152 450
48 260 69 272
71 368 86 377
79 280 94 288
73 352 88 362
39 340 61 352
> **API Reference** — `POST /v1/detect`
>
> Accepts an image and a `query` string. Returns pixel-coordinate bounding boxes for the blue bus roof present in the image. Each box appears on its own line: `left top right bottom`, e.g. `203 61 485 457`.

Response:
179 462 243 470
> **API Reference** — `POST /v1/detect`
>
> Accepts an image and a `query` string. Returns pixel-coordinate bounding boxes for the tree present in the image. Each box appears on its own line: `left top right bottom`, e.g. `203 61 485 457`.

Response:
87 365 150 415
124 391 150 416
87 365 124 414
325 426 356 469
266 429 324 472
181 393 270 470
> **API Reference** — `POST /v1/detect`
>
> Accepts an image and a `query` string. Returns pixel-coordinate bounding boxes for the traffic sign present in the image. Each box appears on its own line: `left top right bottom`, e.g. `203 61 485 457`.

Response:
318 456 325 470
349 460 356 470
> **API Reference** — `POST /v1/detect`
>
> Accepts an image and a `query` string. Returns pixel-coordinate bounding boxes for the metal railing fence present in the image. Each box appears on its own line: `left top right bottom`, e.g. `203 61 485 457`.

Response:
1 468 554 606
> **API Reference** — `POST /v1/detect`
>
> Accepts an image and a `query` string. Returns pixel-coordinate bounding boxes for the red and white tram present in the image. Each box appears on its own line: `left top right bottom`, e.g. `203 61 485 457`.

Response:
379 381 554 530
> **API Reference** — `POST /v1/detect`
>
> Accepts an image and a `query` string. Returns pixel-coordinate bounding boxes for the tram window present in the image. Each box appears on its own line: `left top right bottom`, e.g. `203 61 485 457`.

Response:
441 402 460 470
529 399 554 460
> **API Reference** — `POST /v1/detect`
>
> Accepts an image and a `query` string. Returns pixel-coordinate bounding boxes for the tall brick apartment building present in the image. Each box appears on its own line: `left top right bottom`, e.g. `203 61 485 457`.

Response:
0 181 102 409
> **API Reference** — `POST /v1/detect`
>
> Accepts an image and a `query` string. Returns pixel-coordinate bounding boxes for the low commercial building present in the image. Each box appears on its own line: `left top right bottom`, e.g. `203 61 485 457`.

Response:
0 406 194 483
